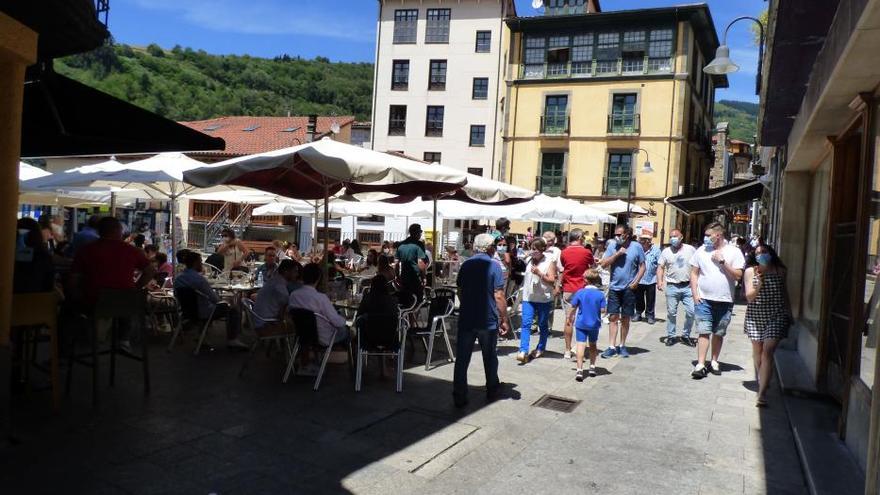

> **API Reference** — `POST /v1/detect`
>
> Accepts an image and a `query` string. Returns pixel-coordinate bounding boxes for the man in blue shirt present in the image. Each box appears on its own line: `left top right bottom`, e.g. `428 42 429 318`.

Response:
598 225 646 358
635 235 662 324
66 215 100 257
454 233 509 408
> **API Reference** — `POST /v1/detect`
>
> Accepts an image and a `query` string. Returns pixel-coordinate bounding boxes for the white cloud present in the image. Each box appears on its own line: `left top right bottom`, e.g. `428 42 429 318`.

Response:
127 0 375 42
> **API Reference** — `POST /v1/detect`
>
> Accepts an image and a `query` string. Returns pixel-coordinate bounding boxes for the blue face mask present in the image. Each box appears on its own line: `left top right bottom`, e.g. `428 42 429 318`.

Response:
497 246 507 255
670 237 681 248
756 253 771 266
703 236 714 249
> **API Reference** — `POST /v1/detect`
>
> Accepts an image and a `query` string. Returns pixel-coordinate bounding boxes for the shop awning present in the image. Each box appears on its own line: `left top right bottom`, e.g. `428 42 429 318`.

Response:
20 70 225 158
665 180 764 215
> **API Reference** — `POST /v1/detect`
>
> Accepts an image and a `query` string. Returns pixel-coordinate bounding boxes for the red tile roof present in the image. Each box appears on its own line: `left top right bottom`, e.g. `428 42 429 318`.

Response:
180 115 355 159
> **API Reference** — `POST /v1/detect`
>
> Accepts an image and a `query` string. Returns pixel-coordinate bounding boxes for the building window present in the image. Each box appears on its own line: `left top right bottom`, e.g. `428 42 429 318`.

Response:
621 30 646 73
547 35 570 76
467 167 484 176
571 33 593 75
469 125 486 146
424 152 441 163
596 32 620 74
426 8 451 44
393 9 418 44
475 30 492 53
524 36 546 79
542 95 568 134
388 105 407 136
472 77 489 99
391 60 409 90
426 106 444 137
609 93 638 134
605 153 632 197
429 60 447 90
648 29 674 72
539 152 565 196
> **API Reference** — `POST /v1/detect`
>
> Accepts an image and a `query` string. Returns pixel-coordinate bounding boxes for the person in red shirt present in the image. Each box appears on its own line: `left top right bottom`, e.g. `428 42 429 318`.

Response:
558 229 595 360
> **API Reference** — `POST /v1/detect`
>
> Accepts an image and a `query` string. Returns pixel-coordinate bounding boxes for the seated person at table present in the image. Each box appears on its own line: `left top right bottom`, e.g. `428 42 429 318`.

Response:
377 254 397 284
174 251 247 350
144 244 159 261
153 252 173 288
14 217 56 294
324 251 341 280
357 274 399 320
358 249 379 277
256 246 279 281
71 217 155 352
288 263 349 346
271 240 288 260
253 259 299 330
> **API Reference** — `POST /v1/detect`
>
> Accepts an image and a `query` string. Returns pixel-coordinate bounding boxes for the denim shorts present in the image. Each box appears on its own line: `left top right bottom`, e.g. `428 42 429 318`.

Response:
694 300 733 337
575 326 600 343
607 289 636 317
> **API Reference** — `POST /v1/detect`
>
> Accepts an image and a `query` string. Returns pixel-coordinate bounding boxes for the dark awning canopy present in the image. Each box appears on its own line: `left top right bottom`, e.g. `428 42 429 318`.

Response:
665 180 764 216
21 69 225 158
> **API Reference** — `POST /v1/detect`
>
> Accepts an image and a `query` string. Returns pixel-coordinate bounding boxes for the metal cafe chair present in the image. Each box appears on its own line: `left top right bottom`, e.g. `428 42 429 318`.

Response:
10 291 61 411
288 308 353 390
168 287 227 355
408 288 456 371
354 313 407 393
239 298 296 382
66 289 150 406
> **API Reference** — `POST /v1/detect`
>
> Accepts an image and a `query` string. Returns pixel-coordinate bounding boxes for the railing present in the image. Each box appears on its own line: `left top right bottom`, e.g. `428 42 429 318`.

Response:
536 176 566 196
519 57 672 80
230 204 252 237
602 175 633 198
540 115 570 135
607 113 640 135
203 202 231 251
190 200 226 222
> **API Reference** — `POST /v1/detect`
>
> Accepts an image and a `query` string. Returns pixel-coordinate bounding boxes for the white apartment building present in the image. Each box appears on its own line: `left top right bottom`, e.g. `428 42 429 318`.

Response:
370 0 516 179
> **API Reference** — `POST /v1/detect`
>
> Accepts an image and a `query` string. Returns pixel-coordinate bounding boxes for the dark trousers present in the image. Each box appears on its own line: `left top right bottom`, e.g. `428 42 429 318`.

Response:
635 283 657 318
213 303 241 340
453 326 499 401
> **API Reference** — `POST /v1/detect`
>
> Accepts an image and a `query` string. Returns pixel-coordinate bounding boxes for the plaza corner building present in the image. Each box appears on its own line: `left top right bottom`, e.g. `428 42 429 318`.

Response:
501 2 726 242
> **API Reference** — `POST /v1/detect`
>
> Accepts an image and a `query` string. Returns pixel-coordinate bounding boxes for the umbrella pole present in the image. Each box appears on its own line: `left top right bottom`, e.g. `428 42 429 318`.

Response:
169 194 178 270
323 185 330 292
432 198 439 262
110 192 117 217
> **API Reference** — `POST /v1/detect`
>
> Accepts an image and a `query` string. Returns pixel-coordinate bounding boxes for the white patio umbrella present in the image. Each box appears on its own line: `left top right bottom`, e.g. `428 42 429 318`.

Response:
182 138 468 281
586 199 649 215
19 161 115 207
514 195 617 225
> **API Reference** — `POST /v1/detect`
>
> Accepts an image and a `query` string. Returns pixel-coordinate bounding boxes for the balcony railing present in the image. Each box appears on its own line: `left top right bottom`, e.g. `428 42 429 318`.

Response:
536 176 566 196
540 115 570 135
607 113 640 135
519 56 672 81
602 176 634 198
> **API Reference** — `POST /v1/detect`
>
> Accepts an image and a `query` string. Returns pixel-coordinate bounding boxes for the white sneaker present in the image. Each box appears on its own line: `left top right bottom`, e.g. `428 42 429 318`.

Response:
563 351 572 360
516 352 528 363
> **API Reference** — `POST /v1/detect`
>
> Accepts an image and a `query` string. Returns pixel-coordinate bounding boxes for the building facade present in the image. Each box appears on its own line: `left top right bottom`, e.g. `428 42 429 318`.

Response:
760 0 880 489
501 3 724 242
370 0 516 178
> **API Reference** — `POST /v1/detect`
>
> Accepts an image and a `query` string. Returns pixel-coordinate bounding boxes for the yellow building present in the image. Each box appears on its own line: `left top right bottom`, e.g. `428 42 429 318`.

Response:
500 2 726 242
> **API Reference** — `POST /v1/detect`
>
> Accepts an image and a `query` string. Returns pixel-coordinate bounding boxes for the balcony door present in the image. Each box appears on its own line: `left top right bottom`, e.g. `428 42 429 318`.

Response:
610 93 637 133
543 95 568 134
539 152 565 196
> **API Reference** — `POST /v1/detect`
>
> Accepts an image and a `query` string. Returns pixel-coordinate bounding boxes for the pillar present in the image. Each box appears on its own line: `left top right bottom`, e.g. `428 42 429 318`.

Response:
0 13 37 345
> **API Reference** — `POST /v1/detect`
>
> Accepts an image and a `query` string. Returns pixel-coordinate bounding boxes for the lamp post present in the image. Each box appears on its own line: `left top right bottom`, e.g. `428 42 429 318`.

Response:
703 16 764 95
627 148 654 225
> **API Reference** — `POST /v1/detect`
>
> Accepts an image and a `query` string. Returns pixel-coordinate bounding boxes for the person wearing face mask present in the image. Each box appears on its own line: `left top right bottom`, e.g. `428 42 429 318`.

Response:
217 228 249 272
743 245 791 407
516 238 558 363
657 229 697 347
598 225 646 358
689 222 746 379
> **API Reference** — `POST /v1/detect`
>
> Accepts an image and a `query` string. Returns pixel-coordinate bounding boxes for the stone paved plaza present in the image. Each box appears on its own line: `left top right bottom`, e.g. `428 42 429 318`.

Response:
0 303 808 494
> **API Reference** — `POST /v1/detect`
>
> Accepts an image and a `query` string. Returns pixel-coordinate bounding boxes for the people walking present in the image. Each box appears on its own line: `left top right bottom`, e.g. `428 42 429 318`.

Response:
634 235 661 324
453 234 510 408
690 223 745 379
599 225 646 359
517 238 557 363
567 269 606 380
657 229 696 347
559 229 595 359
743 245 791 406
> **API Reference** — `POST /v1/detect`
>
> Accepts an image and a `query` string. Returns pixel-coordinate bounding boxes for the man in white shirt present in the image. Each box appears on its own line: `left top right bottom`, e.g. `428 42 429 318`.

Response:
689 222 745 379
288 263 349 347
657 229 697 347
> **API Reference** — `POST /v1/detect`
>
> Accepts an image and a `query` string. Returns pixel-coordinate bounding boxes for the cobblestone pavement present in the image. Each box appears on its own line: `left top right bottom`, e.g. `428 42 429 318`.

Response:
0 302 807 494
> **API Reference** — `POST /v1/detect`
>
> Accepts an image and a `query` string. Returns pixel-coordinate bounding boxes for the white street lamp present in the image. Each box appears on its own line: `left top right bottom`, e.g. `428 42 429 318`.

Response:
703 16 765 94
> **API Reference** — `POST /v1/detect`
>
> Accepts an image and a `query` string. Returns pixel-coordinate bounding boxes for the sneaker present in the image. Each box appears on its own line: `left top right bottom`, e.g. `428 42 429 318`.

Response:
563 350 572 360
600 347 617 359
646 317 656 325
632 314 643 322
680 337 695 347
575 370 585 382
529 350 543 360
226 338 250 351
710 360 722 375
516 352 528 363
665 337 676 347
588 367 597 377
618 346 630 358
691 364 708 379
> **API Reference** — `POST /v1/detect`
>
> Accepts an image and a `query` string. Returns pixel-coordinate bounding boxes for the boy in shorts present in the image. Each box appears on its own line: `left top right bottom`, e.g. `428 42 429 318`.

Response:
567 269 606 381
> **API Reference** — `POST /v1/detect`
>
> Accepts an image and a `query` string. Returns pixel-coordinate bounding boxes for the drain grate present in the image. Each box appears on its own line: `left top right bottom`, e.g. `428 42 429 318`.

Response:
532 394 580 413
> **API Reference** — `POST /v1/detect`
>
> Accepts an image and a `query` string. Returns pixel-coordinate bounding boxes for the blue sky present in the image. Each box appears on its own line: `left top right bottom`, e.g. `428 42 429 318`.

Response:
108 0 765 102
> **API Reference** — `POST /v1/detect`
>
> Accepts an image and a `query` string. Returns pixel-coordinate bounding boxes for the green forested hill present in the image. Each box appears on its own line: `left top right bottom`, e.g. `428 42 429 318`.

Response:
56 43 375 121
714 100 759 142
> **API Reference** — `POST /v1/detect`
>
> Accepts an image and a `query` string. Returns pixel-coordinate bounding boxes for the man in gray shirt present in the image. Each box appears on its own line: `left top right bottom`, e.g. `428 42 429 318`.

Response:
657 229 696 347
